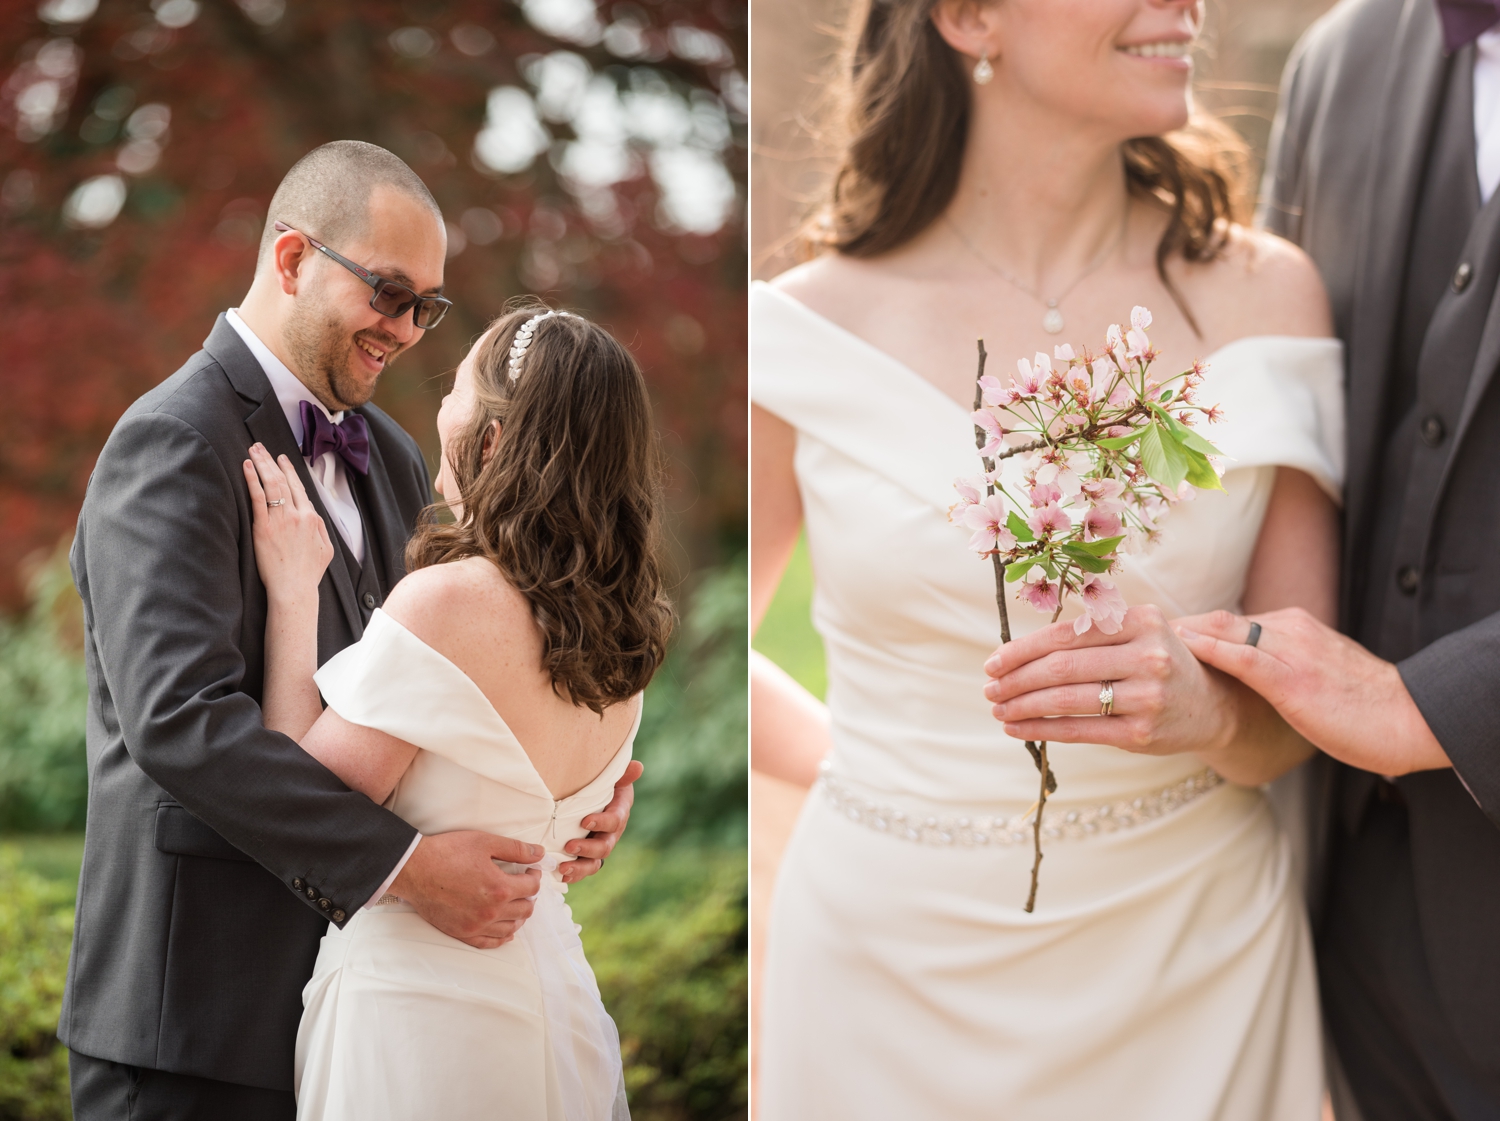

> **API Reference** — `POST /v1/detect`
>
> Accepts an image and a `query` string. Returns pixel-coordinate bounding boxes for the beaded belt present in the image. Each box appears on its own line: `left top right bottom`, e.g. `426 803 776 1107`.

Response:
818 766 1223 847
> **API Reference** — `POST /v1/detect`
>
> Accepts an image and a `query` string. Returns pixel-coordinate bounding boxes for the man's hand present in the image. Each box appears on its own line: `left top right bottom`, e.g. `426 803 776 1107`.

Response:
1175 607 1449 775
559 760 642 884
390 831 543 949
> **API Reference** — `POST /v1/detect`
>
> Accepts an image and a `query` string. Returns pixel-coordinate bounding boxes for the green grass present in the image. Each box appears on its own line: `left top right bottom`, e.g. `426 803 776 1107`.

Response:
750 533 826 700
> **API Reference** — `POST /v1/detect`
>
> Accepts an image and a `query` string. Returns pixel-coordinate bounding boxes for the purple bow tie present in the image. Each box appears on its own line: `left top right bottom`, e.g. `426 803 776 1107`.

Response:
299 399 370 476
1437 0 1500 52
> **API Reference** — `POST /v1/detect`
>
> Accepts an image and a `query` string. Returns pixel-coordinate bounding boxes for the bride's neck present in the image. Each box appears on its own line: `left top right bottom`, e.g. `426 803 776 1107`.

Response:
942 100 1131 294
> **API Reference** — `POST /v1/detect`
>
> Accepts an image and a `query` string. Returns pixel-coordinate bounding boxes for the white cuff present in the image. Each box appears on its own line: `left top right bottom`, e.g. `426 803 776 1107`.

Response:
363 833 422 910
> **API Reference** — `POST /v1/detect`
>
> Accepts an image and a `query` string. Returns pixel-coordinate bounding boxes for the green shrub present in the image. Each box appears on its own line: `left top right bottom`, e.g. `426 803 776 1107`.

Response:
631 557 748 849
0 847 74 1120
571 846 747 1121
0 547 87 833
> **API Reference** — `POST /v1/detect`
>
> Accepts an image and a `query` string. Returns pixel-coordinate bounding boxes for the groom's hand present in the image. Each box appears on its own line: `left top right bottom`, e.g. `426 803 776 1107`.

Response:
559 760 643 884
1175 608 1450 776
391 831 543 949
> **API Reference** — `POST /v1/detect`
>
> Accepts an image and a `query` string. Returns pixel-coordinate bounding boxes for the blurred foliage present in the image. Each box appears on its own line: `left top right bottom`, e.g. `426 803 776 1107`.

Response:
571 845 746 1121
0 846 74 1121
631 554 746 847
0 544 86 833
749 531 823 699
0 0 747 607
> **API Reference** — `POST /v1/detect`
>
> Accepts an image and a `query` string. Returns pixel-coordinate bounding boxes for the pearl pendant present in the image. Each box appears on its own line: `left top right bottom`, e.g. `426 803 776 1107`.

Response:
973 55 994 85
1042 304 1064 335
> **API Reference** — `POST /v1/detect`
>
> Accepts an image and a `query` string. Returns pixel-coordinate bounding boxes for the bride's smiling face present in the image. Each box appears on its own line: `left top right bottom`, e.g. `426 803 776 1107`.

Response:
938 0 1204 141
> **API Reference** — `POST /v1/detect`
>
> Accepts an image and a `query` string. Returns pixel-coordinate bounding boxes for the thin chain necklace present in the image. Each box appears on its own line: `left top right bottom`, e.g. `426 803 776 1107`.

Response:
946 202 1130 335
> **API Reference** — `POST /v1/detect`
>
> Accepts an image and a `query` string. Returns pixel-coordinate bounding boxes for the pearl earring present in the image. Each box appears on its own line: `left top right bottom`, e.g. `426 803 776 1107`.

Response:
973 52 994 85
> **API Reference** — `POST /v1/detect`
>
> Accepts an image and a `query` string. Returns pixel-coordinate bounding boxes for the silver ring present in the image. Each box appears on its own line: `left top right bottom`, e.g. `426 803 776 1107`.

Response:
1099 680 1115 717
266 498 285 508
1245 621 1262 647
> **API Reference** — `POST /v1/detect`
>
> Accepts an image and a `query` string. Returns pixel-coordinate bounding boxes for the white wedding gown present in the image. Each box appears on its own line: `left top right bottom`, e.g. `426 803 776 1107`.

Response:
752 282 1345 1120
293 608 637 1121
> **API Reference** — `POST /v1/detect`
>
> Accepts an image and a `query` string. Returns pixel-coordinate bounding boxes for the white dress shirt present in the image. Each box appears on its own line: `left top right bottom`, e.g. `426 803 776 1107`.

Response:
225 309 418 909
1474 28 1500 203
225 309 365 564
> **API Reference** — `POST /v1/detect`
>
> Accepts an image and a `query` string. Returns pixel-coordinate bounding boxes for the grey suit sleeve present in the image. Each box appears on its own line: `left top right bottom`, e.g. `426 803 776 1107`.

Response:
1258 34 1313 243
1399 618 1500 829
78 410 416 919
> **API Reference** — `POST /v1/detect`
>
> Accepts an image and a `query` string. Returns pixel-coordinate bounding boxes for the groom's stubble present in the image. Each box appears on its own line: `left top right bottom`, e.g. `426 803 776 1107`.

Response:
281 284 405 412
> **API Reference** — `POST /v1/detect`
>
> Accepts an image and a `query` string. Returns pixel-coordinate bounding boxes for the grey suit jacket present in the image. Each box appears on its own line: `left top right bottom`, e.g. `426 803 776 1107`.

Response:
59 314 430 1090
1264 0 1500 1072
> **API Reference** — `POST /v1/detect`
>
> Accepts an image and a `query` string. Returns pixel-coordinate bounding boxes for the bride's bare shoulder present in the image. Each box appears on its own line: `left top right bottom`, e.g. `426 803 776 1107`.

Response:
1186 224 1334 341
768 253 894 324
382 556 535 663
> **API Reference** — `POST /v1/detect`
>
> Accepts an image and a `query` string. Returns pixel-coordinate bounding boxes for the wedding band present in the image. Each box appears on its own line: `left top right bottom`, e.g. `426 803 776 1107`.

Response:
266 498 285 507
1099 680 1115 717
1245 622 1262 647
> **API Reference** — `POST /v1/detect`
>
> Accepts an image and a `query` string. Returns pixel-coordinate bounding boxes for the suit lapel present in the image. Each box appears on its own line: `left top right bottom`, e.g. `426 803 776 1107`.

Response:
206 314 366 639
1344 0 1447 579
348 421 413 593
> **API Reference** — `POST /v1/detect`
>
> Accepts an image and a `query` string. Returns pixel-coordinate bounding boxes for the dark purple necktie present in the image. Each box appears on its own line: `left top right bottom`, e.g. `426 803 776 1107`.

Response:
299 399 370 477
1437 0 1500 52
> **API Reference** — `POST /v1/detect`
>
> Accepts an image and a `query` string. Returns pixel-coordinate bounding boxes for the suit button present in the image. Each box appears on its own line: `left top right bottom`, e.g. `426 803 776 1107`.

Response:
1453 261 1473 292
305 886 316 900
363 592 377 610
1420 415 1446 446
318 897 331 911
332 910 346 923
293 878 304 891
1397 566 1420 594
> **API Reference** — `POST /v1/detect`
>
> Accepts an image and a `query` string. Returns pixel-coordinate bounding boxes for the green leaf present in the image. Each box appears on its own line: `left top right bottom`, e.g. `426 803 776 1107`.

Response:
1182 447 1225 492
1139 422 1189 490
1159 389 1174 403
1006 511 1035 543
1004 558 1036 582
1070 534 1125 557
1093 430 1143 450
1153 404 1225 457
1059 546 1114 574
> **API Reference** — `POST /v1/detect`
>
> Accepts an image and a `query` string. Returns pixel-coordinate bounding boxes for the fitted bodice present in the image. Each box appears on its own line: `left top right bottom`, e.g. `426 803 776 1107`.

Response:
314 609 641 864
751 282 1345 806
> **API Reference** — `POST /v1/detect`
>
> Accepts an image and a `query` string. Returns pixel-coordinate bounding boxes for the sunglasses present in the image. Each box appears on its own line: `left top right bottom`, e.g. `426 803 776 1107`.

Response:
273 220 453 330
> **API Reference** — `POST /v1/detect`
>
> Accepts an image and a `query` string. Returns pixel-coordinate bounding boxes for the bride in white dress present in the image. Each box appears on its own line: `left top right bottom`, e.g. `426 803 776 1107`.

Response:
241 307 672 1120
752 1 1342 1118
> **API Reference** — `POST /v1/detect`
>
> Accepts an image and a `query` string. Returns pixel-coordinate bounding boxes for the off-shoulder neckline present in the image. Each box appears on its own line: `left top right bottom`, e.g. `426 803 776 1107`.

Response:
753 280 1341 419
363 608 642 803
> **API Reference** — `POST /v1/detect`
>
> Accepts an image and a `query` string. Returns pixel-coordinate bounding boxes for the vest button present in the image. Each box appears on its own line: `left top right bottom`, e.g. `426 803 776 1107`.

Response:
1397 566 1420 595
363 592 376 609
1420 415 1446 446
1453 261 1473 292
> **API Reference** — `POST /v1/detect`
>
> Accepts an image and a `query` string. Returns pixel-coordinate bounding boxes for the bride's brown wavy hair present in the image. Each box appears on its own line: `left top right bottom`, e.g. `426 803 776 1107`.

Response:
406 306 674 715
803 0 1252 332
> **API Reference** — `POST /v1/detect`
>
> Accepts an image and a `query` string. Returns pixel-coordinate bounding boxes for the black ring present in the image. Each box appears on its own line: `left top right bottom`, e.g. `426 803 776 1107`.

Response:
1245 621 1262 647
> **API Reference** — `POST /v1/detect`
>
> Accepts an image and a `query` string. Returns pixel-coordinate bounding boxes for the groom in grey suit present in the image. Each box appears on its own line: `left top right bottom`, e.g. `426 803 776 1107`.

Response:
62 141 636 1118
1181 0 1500 1117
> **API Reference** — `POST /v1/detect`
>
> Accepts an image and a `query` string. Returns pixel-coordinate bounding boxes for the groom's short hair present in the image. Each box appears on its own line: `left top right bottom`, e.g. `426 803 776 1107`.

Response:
258 140 443 267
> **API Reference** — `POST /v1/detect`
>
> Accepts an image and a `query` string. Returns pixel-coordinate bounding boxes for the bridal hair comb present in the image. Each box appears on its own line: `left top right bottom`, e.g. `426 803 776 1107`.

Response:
508 309 576 382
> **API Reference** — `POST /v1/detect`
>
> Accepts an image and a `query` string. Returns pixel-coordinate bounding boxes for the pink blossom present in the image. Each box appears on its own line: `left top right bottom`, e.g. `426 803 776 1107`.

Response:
1074 575 1128 636
1083 503 1124 541
972 409 1005 456
1061 412 1087 428
1013 354 1049 397
1054 343 1076 362
1028 480 1062 508
962 494 1016 554
1106 324 1124 353
1019 571 1060 614
1130 306 1153 331
949 474 987 522
1126 327 1151 360
1035 450 1089 497
1079 477 1125 503
1204 404 1225 424
979 374 1009 407
1027 502 1070 539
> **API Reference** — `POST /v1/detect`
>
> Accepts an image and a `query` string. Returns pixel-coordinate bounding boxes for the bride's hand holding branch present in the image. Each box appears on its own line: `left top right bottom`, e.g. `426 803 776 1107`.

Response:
983 606 1315 787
